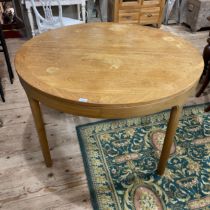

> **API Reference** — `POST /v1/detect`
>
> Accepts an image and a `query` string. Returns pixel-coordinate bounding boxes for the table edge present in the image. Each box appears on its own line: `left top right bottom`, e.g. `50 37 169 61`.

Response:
19 76 198 119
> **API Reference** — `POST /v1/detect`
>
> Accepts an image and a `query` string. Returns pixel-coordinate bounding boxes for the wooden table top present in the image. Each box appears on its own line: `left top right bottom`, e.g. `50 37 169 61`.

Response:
15 23 203 108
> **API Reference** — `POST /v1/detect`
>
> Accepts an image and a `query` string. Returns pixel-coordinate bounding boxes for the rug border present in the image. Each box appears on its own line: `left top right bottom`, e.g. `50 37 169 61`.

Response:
76 126 101 210
76 103 210 130
76 102 210 210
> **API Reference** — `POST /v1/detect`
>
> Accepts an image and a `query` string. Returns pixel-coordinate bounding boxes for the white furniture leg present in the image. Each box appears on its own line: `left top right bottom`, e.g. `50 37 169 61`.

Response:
81 3 86 22
77 4 81 20
27 7 35 37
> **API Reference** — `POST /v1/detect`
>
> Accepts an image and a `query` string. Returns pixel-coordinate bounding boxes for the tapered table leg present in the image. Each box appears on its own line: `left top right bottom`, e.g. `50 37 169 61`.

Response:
28 97 52 167
157 106 182 175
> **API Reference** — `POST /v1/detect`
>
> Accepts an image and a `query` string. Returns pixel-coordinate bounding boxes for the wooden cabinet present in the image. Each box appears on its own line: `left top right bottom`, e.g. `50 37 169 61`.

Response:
108 0 165 27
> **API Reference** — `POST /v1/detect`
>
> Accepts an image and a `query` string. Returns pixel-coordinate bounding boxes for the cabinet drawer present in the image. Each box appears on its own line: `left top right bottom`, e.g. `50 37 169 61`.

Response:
119 12 139 23
142 0 160 7
139 11 159 24
141 7 160 13
119 9 140 14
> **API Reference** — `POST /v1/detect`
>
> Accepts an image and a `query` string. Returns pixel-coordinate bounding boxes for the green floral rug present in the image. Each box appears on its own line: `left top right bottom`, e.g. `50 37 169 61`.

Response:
76 104 210 210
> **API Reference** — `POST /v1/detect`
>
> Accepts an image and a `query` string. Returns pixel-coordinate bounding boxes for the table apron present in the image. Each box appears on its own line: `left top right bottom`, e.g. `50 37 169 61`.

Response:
20 78 198 119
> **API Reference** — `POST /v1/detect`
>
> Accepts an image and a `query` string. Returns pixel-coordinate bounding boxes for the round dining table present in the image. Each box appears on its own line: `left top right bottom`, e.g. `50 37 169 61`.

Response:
15 23 203 175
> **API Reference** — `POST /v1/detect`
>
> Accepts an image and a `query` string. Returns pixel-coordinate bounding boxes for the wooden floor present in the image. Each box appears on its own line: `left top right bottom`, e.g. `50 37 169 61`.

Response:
0 24 209 210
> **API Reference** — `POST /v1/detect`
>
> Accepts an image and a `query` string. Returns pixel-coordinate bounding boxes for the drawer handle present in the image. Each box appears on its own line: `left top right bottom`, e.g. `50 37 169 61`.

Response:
147 14 152 17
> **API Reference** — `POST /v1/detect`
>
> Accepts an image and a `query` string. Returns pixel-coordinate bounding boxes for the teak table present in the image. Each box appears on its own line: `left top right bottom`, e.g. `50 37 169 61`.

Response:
15 23 203 175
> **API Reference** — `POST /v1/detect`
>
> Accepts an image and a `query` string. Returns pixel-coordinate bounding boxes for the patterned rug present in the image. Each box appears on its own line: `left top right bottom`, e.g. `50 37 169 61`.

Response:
76 104 210 210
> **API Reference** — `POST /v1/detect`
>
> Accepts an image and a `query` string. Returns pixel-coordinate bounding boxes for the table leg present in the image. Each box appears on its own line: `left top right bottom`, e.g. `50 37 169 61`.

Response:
156 106 182 175
28 97 52 167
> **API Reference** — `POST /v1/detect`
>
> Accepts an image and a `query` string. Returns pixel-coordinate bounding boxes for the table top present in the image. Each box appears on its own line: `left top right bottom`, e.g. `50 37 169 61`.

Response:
15 23 203 109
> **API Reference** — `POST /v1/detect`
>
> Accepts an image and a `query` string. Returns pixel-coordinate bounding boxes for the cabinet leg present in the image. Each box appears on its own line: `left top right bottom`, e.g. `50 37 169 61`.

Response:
157 23 161 28
156 106 182 175
28 97 52 167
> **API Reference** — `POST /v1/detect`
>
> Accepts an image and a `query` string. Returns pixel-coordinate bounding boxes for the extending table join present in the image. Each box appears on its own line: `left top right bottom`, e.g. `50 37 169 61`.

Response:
15 23 203 175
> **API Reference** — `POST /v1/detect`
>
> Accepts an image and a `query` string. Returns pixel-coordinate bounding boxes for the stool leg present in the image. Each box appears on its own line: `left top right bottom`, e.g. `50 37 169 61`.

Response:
196 38 210 97
204 105 210 112
0 78 5 102
0 29 14 84
196 69 210 97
